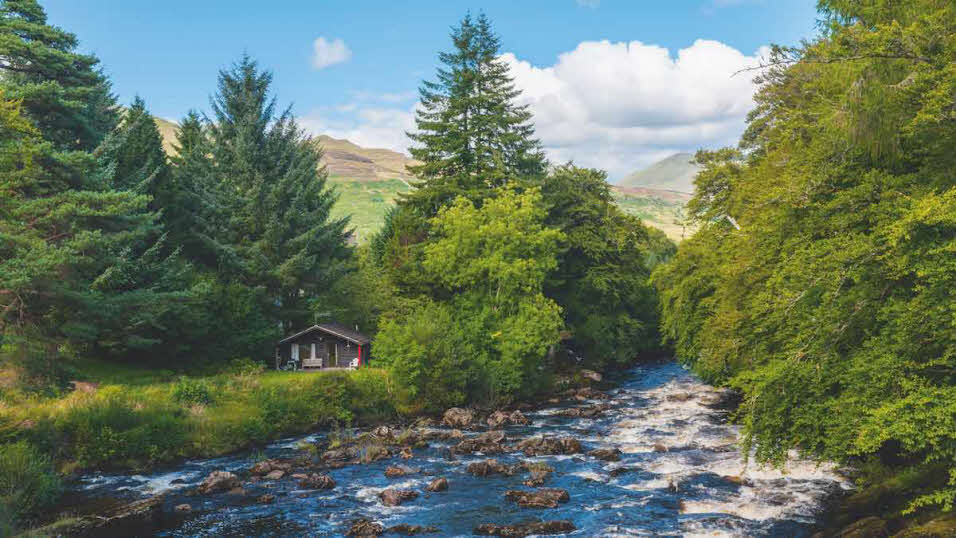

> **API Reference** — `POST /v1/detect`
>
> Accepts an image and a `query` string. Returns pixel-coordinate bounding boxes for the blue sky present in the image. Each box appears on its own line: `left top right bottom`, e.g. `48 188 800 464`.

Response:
43 0 819 177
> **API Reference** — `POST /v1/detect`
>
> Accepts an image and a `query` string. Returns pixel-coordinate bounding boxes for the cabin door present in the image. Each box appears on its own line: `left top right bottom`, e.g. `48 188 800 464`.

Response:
326 341 337 367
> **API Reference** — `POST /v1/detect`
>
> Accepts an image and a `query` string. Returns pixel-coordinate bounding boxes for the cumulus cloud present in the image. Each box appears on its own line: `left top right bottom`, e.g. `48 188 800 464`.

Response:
300 105 416 153
501 39 768 177
312 37 351 69
300 38 767 177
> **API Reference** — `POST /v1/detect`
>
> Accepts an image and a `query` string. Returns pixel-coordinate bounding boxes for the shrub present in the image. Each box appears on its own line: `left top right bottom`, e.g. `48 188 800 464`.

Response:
172 376 214 406
0 441 62 528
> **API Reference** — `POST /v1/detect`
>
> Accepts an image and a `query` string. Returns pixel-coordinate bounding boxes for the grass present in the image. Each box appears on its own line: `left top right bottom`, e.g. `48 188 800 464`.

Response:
328 176 410 242
612 190 693 242
0 364 403 530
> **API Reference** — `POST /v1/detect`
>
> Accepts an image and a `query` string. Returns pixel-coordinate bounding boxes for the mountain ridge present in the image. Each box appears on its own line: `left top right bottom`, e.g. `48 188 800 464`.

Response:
618 152 700 194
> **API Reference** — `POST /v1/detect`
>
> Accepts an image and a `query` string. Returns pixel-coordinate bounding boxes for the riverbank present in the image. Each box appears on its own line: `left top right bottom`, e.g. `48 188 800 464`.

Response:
25 362 851 537
0 363 402 533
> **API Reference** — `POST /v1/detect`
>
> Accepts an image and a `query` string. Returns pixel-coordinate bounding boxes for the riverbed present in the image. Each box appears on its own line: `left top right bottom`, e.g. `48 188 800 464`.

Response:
70 362 849 536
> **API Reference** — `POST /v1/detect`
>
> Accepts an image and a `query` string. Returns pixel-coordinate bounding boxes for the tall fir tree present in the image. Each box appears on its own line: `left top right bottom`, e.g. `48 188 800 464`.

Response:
403 13 546 215
0 0 117 151
204 56 351 330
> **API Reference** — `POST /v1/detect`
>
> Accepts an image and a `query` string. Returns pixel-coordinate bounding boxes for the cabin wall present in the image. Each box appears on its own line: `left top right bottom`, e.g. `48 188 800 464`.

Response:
277 332 367 368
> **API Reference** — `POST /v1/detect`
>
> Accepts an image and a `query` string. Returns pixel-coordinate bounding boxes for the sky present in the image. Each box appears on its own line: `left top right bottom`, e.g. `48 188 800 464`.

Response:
43 0 820 179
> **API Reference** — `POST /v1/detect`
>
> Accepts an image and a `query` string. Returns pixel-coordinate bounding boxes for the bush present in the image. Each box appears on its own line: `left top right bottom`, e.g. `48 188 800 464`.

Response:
0 441 62 528
172 376 214 406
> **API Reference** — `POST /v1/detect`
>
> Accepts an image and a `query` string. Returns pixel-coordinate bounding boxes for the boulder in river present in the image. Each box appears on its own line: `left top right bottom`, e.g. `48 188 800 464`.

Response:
298 473 336 490
264 469 285 480
174 503 191 513
487 410 511 428
467 459 520 477
379 488 419 506
426 477 448 492
454 430 508 454
347 518 384 536
588 448 622 462
474 519 576 537
386 523 440 535
509 410 530 425
384 465 416 478
504 488 570 508
250 458 293 476
197 471 240 495
516 436 582 456
442 407 476 428
256 494 276 504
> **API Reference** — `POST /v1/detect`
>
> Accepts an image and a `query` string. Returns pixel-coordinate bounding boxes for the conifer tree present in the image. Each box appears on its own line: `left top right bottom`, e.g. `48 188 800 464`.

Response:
0 0 117 151
404 13 546 215
205 56 351 330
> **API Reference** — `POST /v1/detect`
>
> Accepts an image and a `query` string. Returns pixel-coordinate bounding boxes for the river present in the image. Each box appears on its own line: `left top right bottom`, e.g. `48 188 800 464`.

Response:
69 362 849 537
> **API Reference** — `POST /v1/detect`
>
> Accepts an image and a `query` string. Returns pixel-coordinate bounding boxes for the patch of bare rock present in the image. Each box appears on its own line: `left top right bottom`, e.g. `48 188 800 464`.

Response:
426 477 448 492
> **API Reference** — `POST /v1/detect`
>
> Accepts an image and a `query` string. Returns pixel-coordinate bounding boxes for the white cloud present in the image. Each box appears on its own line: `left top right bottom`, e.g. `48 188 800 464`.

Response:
311 37 351 69
300 105 416 154
501 39 768 178
300 38 767 177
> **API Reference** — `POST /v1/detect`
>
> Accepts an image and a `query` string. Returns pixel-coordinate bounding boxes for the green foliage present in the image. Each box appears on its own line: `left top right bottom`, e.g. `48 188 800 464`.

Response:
375 189 565 408
541 165 666 367
654 0 956 514
171 377 214 406
0 441 62 529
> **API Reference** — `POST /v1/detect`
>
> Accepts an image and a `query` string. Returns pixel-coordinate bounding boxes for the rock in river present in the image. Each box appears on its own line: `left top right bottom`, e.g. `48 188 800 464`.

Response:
467 459 520 477
441 407 476 428
298 473 336 490
588 447 622 462
515 436 582 456
454 430 508 454
379 488 419 506
346 518 384 536
474 519 576 537
197 471 240 495
504 488 570 508
426 477 448 492
387 523 440 535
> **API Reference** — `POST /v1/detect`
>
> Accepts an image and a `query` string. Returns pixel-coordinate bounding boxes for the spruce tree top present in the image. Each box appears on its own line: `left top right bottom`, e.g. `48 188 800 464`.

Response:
0 0 117 151
405 13 546 215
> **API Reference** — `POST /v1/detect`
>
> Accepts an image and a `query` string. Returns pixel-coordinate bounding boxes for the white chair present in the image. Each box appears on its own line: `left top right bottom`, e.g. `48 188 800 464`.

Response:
348 358 359 370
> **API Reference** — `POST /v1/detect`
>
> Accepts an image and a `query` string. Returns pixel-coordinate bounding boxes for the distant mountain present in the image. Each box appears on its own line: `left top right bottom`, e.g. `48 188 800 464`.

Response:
618 152 700 194
316 135 417 182
152 117 179 155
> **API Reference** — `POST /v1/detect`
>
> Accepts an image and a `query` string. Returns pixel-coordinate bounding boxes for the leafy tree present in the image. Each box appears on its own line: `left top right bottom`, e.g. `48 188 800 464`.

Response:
654 0 955 513
376 188 565 406
540 164 664 367
204 56 352 330
403 13 546 216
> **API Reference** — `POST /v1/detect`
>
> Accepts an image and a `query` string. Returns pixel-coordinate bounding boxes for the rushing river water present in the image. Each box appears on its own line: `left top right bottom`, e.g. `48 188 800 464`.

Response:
71 362 849 537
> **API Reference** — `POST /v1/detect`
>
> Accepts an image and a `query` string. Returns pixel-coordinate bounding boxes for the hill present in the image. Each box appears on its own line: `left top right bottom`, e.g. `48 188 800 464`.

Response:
316 135 417 182
618 152 700 194
153 119 688 242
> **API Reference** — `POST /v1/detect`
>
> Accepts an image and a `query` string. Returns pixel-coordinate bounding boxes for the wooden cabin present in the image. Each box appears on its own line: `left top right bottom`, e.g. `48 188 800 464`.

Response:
275 323 371 371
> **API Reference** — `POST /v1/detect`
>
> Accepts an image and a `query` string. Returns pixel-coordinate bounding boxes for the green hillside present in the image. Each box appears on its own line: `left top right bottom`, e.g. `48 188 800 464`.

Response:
329 176 410 242
618 152 701 194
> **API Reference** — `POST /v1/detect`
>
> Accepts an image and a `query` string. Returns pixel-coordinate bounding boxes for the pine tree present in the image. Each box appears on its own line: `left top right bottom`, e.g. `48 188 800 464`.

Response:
204 56 351 330
0 0 117 151
404 13 546 215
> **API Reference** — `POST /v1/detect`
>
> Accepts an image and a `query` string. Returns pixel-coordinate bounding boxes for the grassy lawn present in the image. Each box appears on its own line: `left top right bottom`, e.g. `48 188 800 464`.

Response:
612 191 693 241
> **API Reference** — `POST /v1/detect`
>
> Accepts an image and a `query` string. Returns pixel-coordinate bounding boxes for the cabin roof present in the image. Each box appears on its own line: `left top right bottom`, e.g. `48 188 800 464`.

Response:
278 323 371 346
